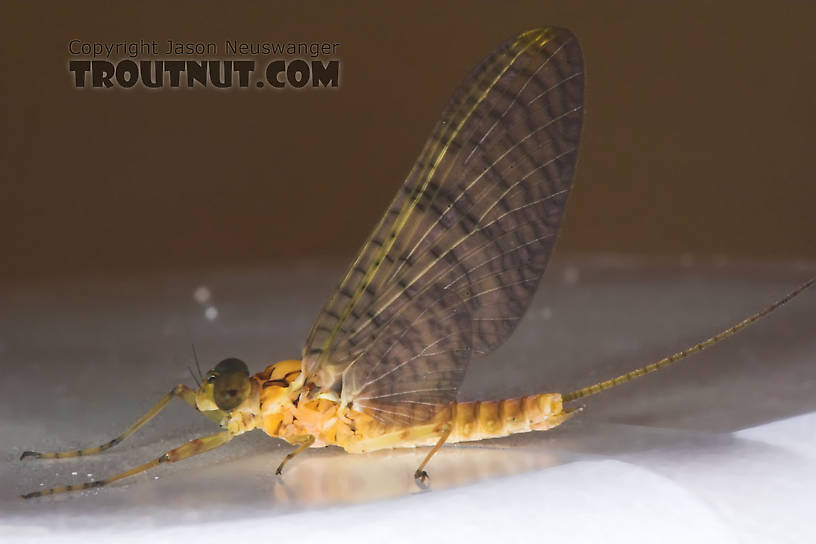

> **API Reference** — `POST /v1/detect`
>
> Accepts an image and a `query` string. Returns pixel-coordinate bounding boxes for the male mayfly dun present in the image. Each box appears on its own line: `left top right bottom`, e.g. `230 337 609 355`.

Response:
20 27 815 499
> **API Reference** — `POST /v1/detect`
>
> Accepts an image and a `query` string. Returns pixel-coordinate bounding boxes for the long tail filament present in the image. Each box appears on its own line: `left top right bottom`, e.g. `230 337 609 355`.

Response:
562 276 815 403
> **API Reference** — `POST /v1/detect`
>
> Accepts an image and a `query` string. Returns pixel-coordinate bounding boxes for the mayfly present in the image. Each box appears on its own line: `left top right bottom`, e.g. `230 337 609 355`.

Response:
20 27 815 499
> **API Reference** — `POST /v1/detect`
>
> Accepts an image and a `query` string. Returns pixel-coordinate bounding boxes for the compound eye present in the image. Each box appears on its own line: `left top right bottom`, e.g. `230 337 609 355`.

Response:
212 358 250 411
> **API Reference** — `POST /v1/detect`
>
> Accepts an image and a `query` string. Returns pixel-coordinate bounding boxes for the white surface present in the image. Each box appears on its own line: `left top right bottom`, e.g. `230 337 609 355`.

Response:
4 414 816 544
2 259 815 543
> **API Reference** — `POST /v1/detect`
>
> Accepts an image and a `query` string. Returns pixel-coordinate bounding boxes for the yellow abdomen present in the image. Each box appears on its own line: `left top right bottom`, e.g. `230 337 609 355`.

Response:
450 393 572 441
254 362 575 454
338 393 575 454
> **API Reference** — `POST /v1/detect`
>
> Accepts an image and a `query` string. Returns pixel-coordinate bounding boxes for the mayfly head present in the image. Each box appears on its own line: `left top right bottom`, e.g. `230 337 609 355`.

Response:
197 357 251 412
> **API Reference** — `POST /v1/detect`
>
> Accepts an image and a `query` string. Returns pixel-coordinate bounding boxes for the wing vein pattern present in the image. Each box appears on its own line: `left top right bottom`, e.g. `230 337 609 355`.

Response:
302 27 584 425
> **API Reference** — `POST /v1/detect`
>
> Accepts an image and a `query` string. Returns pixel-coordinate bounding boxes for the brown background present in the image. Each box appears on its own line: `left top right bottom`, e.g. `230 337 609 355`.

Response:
2 1 815 281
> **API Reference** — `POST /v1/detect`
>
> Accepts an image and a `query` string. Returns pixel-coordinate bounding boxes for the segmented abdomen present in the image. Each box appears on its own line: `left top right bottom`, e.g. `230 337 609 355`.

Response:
449 393 571 443
336 392 575 453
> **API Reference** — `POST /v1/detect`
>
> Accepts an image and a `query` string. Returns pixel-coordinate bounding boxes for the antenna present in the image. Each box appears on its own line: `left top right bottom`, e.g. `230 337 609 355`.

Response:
191 344 204 385
187 366 201 388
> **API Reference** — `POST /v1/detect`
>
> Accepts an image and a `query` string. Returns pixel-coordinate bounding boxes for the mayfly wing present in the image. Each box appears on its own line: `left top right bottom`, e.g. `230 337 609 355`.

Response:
302 27 584 424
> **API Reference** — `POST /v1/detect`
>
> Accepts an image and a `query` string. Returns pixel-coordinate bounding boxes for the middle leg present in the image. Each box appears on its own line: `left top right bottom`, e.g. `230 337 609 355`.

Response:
275 434 315 475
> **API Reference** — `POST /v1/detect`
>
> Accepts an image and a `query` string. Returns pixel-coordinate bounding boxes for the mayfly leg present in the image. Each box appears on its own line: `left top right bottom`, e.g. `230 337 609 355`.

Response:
21 430 234 499
414 423 452 483
20 384 205 461
275 434 315 475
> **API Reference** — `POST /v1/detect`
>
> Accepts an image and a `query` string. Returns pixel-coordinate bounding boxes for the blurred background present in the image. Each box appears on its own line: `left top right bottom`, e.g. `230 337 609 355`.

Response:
2 0 815 282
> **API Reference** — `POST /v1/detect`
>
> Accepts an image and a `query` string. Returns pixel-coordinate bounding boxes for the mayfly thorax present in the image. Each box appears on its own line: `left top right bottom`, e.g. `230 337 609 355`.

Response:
19 27 815 499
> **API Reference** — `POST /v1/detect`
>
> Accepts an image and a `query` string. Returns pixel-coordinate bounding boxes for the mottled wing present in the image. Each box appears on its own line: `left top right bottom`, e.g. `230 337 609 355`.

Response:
340 284 473 424
302 27 584 424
